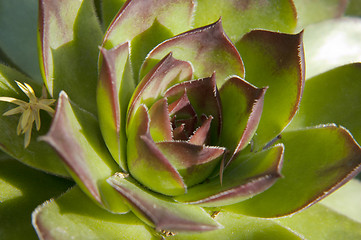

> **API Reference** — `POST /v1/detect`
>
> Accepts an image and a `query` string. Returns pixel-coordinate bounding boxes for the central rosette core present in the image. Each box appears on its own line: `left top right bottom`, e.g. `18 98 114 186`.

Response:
125 52 266 197
160 75 221 145
126 54 225 196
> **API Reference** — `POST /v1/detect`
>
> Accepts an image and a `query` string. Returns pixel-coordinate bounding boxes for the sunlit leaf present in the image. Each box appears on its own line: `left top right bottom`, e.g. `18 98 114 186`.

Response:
41 92 128 213
108 174 221 233
236 30 304 149
192 0 297 42
303 17 361 79
97 43 135 171
288 63 361 144
293 0 348 30
39 0 103 114
225 125 361 217
168 211 302 240
32 186 157 240
276 203 361 239
141 20 244 87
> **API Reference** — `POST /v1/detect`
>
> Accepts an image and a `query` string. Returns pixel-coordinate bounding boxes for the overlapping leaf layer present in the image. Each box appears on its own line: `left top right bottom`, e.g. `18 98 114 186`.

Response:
0 0 361 239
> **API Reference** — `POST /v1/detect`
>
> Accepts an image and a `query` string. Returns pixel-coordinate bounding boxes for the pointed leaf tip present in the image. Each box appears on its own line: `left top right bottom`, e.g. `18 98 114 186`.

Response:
156 141 225 187
40 92 101 204
189 116 213 145
127 53 193 126
127 105 186 196
142 20 244 86
107 174 222 233
220 76 267 162
97 42 134 171
236 30 305 150
41 91 129 213
175 144 284 207
165 74 222 145
225 125 361 217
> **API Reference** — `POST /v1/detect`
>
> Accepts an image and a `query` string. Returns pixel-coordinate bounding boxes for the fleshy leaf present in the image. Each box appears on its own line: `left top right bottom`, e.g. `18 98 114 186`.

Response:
321 179 361 223
189 116 213 145
275 203 361 239
346 0 361 16
174 144 283 207
41 91 128 213
303 17 361 79
236 30 304 150
127 105 186 196
192 0 297 42
0 64 68 176
219 76 267 158
168 211 302 240
165 74 222 144
141 20 244 86
100 0 127 30
0 156 72 240
293 0 348 30
148 98 173 142
39 0 103 114
32 186 157 240
156 141 225 187
103 0 194 82
288 63 361 144
97 43 135 171
224 125 361 217
107 174 222 233
127 53 193 125
168 91 196 117
172 124 188 141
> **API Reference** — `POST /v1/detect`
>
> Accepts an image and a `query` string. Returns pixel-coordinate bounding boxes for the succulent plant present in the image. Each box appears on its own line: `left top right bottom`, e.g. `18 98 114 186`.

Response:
1 0 361 239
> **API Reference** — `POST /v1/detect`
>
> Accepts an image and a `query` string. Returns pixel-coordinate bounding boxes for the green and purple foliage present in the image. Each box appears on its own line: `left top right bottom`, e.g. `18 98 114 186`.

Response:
1 0 361 239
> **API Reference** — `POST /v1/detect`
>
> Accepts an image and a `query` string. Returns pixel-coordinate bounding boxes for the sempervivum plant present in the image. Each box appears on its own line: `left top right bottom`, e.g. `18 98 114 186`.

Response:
1 0 361 239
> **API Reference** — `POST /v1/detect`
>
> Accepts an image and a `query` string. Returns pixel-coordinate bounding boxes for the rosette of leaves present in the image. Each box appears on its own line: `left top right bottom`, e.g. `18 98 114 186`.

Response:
1 0 361 239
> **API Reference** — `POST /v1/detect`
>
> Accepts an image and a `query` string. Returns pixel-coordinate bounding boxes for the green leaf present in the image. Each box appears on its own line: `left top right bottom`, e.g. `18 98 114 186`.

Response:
192 0 297 43
219 76 267 156
127 53 192 125
100 0 127 30
0 0 42 82
156 141 225 187
174 144 283 207
346 0 361 16
32 186 157 240
41 91 128 213
0 156 72 240
39 0 103 115
103 0 194 82
293 0 348 30
236 30 304 149
127 105 186 196
288 63 361 144
141 20 244 86
320 179 361 223
148 98 173 142
97 43 135 171
275 203 361 239
224 125 361 217
0 64 68 177
108 174 222 233
303 17 361 79
168 211 302 240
